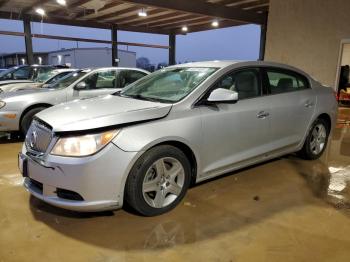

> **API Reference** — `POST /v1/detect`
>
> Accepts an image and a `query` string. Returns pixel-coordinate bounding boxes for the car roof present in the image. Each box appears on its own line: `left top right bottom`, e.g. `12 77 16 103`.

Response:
167 60 312 78
84 67 150 74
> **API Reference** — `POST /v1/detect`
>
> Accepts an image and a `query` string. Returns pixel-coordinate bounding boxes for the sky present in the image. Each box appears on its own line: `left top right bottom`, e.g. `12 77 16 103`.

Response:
0 19 261 65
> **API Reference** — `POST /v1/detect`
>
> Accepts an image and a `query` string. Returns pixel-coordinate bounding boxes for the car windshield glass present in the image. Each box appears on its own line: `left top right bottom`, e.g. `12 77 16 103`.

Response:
34 68 56 83
48 71 87 89
120 67 217 103
0 67 16 78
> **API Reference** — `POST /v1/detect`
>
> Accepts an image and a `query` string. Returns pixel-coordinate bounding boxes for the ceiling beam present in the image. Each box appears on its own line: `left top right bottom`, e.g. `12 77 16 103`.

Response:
174 20 243 34
22 0 51 14
0 30 170 49
130 12 189 27
75 1 126 19
162 18 217 30
93 6 140 21
119 0 265 24
108 9 166 24
151 15 208 28
238 0 269 9
0 11 171 34
49 0 93 15
0 0 10 9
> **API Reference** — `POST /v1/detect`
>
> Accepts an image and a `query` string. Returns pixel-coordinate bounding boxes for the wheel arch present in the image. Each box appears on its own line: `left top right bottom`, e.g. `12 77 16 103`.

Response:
317 113 332 133
19 103 53 129
149 140 198 185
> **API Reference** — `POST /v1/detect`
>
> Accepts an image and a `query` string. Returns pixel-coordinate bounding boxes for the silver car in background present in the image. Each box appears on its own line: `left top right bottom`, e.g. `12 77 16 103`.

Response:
0 68 77 93
0 67 149 133
19 61 337 216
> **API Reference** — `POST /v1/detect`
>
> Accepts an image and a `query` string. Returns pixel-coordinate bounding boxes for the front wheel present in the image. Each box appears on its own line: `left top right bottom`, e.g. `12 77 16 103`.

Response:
298 118 330 160
125 145 191 216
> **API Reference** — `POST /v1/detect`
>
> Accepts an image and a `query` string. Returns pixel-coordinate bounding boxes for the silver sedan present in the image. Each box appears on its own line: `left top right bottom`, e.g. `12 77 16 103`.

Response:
19 61 337 216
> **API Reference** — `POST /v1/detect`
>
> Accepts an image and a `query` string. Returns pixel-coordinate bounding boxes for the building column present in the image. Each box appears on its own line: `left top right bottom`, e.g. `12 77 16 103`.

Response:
259 12 268 61
23 16 34 65
169 33 176 65
111 24 119 67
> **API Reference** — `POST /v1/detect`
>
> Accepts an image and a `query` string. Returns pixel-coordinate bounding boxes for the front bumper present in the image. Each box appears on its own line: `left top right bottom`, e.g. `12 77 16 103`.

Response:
0 111 20 131
19 143 140 212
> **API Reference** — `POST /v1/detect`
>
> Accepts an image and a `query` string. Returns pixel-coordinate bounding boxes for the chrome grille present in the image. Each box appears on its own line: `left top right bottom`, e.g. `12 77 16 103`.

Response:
25 120 52 154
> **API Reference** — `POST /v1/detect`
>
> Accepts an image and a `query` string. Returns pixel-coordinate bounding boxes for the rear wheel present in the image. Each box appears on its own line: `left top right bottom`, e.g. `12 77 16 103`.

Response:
20 107 47 135
125 145 191 216
298 118 330 160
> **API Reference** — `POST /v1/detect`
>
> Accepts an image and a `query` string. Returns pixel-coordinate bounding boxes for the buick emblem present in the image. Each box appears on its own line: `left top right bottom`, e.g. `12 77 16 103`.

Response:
29 130 38 148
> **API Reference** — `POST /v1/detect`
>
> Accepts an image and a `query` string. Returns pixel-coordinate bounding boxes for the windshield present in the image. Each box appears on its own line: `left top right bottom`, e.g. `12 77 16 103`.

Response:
120 67 217 103
34 68 56 83
0 67 17 78
48 71 87 89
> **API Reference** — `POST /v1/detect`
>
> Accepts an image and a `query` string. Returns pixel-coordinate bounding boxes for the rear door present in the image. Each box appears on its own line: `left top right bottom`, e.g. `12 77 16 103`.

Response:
261 67 316 150
199 68 271 176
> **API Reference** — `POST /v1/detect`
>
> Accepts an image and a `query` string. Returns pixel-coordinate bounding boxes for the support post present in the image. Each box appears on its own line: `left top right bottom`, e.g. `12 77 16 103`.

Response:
23 16 34 65
259 12 268 61
111 24 119 67
169 33 176 65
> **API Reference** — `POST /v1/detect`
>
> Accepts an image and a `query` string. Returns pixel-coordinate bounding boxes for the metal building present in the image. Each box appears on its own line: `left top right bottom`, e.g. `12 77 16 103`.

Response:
47 47 136 68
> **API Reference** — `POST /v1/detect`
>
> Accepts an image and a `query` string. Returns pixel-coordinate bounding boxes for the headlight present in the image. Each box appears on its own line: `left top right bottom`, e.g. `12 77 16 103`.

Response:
0 101 5 109
51 130 119 157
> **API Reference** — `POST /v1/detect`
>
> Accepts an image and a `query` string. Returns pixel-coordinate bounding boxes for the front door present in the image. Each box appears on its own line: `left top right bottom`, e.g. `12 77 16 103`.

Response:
199 68 271 178
72 69 119 99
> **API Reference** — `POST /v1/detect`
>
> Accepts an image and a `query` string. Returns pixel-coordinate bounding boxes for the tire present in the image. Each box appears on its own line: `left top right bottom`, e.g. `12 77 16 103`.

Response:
125 145 191 216
298 118 330 160
20 107 47 135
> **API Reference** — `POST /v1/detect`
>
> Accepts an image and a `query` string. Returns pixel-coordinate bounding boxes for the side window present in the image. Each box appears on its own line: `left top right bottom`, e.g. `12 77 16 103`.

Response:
82 70 116 90
266 70 309 94
212 69 261 100
118 70 147 88
12 67 30 79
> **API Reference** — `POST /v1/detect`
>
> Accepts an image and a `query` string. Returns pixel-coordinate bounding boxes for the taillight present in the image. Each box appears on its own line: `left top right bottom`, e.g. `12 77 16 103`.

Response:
334 90 339 101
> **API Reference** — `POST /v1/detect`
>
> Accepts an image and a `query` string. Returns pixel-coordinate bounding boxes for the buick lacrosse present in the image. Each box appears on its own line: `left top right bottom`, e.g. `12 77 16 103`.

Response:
19 61 337 216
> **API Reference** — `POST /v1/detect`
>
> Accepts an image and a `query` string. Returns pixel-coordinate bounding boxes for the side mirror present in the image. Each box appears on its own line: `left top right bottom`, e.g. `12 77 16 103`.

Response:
207 88 238 103
75 81 87 90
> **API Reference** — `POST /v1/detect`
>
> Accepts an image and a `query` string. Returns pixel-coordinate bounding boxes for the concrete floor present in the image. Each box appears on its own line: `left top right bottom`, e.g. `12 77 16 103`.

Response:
1 109 350 262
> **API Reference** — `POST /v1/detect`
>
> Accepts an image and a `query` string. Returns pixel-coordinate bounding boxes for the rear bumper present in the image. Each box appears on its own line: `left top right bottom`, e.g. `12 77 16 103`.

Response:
19 143 140 212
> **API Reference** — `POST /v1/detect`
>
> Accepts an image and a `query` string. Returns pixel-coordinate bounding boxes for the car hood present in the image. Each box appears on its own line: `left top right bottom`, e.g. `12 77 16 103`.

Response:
36 95 172 132
0 83 41 93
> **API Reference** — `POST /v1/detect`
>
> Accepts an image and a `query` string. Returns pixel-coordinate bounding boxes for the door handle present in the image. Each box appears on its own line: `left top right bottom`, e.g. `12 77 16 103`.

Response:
257 111 270 119
304 101 315 108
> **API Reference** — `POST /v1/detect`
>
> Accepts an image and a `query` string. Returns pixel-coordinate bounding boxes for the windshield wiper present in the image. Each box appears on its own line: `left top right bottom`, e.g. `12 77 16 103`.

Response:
117 93 172 103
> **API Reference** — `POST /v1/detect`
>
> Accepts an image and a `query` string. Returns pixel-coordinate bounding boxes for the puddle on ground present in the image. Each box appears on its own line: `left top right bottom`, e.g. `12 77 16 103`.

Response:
0 173 24 186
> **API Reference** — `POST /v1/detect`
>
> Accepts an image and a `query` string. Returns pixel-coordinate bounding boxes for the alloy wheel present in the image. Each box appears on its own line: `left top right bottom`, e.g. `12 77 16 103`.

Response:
142 157 185 208
309 123 327 155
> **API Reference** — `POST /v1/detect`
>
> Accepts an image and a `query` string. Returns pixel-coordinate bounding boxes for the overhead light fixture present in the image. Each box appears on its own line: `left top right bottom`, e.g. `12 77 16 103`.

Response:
212 20 219 27
35 8 45 16
56 0 66 6
138 8 147 17
182 26 188 32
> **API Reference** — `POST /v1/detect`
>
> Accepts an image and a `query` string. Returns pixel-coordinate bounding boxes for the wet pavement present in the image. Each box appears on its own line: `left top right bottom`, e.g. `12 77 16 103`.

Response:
1 109 350 261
